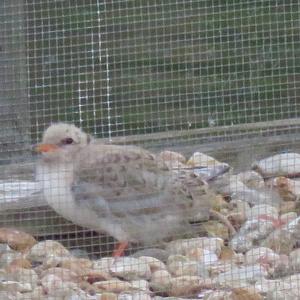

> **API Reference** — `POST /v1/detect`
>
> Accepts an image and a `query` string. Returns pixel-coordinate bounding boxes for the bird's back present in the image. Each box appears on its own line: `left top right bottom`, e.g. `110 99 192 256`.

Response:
71 144 212 244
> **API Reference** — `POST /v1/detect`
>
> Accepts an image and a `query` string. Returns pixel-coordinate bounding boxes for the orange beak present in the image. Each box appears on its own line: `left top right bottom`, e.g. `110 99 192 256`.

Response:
35 144 59 153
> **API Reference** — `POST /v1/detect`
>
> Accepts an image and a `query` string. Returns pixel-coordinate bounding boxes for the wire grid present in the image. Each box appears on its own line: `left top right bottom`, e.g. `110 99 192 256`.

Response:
24 0 300 144
0 1 300 298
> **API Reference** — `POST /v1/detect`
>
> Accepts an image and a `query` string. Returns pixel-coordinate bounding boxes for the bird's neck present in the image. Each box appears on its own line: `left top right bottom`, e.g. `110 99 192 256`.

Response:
36 160 75 186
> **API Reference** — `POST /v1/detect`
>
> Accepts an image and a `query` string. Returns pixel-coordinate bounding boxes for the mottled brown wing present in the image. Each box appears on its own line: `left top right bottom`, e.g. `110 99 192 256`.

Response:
73 144 175 215
71 144 213 243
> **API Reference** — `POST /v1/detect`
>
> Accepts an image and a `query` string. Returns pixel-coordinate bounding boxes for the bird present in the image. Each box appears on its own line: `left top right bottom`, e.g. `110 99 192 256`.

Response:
35 123 232 256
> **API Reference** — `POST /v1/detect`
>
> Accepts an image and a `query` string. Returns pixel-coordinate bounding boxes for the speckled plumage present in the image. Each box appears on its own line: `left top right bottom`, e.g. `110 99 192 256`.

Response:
36 123 213 244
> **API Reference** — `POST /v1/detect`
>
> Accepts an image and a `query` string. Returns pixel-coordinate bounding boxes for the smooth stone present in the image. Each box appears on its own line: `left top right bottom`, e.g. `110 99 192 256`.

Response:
94 279 132 293
132 248 169 262
110 257 151 280
27 240 70 262
245 204 278 220
0 228 36 252
150 269 172 292
245 247 280 266
214 264 267 287
166 237 223 256
252 153 300 177
138 256 166 272
169 276 213 297
0 280 32 292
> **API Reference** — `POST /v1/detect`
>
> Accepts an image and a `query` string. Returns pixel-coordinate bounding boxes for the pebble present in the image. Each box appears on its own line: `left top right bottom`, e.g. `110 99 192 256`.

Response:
244 247 280 266
260 228 296 255
185 248 218 265
132 249 169 262
150 269 172 292
169 276 212 297
289 248 300 272
41 274 78 297
93 279 132 293
202 221 229 240
138 256 166 272
41 267 79 283
100 292 118 300
252 153 300 177
166 237 223 256
3 151 300 299
0 280 32 293
204 290 232 299
230 287 263 300
8 267 39 288
0 228 36 252
130 280 149 292
214 264 267 288
280 201 296 214
237 171 265 189
0 249 21 268
16 286 45 300
110 257 151 280
187 152 224 167
158 150 186 164
267 177 300 201
27 240 70 262
245 204 279 220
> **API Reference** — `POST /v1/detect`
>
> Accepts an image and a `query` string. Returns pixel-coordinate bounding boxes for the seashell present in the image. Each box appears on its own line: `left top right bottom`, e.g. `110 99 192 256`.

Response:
252 153 300 177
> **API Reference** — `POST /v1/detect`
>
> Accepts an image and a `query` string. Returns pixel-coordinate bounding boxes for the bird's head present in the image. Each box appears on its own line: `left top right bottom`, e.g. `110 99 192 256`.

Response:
35 123 92 163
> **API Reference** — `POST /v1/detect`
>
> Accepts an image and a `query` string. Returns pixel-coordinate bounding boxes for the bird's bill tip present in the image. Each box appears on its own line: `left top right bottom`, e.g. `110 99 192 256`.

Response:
35 143 59 153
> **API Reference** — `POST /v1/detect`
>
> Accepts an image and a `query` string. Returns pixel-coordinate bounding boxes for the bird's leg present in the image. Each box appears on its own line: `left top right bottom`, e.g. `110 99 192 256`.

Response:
112 241 129 257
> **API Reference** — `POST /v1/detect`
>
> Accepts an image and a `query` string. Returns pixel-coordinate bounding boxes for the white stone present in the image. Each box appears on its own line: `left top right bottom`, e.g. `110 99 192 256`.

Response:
245 247 280 266
245 204 278 220
27 240 69 262
166 237 223 256
150 270 172 292
214 264 267 287
252 153 300 176
110 257 151 280
137 256 166 272
0 280 32 292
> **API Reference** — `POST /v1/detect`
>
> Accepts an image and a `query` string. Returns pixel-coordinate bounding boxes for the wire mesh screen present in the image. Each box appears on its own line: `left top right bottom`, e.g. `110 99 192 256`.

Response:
0 0 300 299
26 0 300 143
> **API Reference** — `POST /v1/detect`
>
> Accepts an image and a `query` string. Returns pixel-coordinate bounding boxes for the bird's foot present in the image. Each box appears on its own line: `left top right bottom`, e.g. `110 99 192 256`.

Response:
112 241 129 257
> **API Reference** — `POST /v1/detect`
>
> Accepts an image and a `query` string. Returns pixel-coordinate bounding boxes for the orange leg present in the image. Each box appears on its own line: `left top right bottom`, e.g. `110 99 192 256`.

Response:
112 241 129 257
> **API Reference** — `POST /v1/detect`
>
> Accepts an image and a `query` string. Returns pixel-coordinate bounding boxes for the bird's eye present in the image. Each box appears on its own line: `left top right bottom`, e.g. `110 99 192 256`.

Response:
61 137 74 145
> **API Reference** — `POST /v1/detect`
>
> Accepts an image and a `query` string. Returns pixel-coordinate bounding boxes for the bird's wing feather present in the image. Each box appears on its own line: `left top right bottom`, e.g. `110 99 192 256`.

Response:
70 144 213 242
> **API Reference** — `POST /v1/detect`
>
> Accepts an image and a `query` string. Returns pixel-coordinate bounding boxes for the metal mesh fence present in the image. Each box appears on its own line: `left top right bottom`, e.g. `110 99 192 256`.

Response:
0 0 300 299
26 0 300 141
